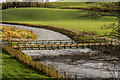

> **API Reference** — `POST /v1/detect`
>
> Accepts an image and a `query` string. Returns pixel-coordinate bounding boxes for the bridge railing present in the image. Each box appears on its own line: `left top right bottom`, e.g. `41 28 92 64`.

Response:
3 38 119 50
8 39 76 46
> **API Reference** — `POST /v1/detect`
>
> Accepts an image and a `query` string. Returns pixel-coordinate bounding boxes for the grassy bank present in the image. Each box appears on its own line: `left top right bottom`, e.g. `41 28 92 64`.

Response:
2 51 49 79
1 25 37 39
50 2 99 8
2 8 117 36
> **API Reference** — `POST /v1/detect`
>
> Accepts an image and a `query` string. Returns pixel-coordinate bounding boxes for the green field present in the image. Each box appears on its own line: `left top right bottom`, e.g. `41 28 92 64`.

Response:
50 2 100 8
2 51 49 79
2 8 117 36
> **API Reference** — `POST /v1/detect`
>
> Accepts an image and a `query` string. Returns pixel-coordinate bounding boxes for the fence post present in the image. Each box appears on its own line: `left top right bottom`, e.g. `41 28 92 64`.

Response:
64 44 66 49
56 70 58 79
94 41 96 47
76 44 79 48
99 40 102 46
45 45 46 49
64 72 66 79
70 43 72 48
48 67 50 77
58 45 59 49
82 40 85 48
111 40 113 46
75 75 77 80
88 42 90 48
40 63 43 71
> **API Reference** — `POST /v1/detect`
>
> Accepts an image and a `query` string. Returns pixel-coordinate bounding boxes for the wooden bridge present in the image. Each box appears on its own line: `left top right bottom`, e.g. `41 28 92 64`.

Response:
5 39 119 50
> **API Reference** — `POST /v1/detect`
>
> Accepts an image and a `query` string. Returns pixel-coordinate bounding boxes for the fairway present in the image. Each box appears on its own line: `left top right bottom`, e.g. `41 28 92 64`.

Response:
2 8 117 35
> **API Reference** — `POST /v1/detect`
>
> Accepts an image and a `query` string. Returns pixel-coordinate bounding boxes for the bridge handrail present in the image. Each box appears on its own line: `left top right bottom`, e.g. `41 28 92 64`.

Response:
8 39 73 42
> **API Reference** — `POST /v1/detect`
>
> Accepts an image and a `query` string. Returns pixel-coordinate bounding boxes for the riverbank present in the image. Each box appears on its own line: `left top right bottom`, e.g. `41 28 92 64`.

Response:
2 23 119 78
2 51 49 79
1 22 108 43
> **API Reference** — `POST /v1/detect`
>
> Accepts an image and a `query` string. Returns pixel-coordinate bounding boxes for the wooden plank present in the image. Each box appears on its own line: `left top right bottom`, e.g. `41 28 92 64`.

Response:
11 41 119 50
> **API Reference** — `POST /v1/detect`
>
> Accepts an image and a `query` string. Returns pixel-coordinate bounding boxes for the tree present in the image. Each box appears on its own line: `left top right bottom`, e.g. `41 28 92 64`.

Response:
100 2 120 39
88 2 120 39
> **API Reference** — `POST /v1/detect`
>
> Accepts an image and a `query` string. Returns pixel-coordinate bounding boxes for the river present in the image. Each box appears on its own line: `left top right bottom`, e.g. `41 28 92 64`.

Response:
1 24 120 78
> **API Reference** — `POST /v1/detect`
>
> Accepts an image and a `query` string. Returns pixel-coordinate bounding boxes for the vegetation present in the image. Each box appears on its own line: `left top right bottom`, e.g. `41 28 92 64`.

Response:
49 2 99 8
1 25 51 79
2 2 53 9
1 2 99 9
2 8 117 36
2 51 49 79
88 2 120 39
2 44 64 79
1 25 37 39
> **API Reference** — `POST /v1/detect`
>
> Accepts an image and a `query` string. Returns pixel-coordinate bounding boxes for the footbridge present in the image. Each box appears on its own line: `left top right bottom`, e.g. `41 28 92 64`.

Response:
4 39 119 50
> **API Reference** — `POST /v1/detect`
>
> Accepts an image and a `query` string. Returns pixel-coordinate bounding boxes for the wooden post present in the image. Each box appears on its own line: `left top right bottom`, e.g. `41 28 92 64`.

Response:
45 45 47 49
76 44 79 48
57 45 59 49
100 41 102 46
82 40 84 48
60 42 62 44
64 44 66 49
75 75 77 80
111 40 113 46
70 44 72 48
51 45 53 50
48 67 50 77
94 41 96 46
88 42 90 48
41 63 43 71
56 70 58 79
64 72 66 79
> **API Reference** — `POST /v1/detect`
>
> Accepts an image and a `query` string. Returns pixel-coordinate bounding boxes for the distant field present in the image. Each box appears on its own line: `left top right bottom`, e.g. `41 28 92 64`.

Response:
2 8 117 36
50 2 100 8
2 51 49 79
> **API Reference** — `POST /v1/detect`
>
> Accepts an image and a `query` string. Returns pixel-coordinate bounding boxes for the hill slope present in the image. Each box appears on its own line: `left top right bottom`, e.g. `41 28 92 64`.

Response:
2 8 117 35
50 2 99 8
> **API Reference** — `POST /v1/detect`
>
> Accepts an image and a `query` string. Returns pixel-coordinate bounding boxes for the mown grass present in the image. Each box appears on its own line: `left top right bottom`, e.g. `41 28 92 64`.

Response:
2 8 117 36
2 51 49 79
50 2 100 8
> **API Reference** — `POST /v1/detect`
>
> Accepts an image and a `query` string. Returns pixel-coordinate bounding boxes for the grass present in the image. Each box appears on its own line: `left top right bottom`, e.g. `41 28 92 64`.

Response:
2 8 117 36
1 25 37 39
50 2 100 8
2 51 49 79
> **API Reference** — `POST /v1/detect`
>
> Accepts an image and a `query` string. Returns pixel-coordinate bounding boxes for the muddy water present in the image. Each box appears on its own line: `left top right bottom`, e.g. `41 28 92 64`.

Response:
2 24 120 78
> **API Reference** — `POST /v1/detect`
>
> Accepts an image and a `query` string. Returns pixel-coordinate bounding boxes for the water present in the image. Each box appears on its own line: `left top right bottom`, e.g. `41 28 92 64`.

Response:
1 23 119 78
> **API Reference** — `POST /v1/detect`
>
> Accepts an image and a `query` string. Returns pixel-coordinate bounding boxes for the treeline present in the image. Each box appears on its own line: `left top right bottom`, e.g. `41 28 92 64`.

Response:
2 2 54 9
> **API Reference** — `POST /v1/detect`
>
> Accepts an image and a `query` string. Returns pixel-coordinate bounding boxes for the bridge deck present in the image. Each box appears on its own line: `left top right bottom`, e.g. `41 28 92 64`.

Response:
5 39 119 50
12 42 117 50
